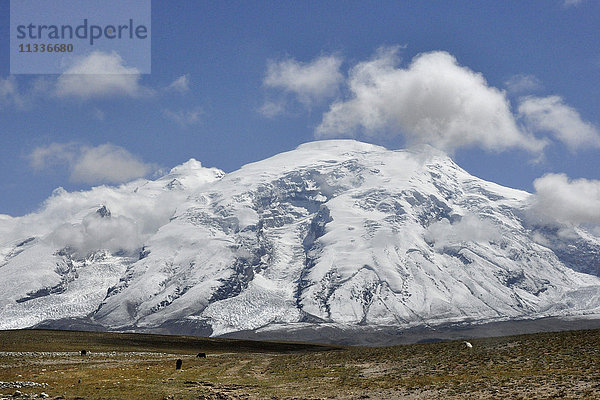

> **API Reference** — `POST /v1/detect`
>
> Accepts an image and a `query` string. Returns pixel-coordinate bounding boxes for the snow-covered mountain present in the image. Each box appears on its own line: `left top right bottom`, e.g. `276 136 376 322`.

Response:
2 140 600 338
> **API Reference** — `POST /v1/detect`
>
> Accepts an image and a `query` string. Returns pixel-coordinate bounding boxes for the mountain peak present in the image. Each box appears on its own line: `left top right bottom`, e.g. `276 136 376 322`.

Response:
295 139 388 153
168 158 204 175
96 205 111 218
1 141 599 340
161 158 225 190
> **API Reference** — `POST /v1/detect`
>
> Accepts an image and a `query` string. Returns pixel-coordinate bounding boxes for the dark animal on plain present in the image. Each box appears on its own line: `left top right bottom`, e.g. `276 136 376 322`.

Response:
176 359 182 370
196 352 206 358
80 349 87 356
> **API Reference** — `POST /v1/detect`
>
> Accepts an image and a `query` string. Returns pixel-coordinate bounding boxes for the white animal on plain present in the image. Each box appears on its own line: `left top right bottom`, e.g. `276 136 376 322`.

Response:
464 341 473 348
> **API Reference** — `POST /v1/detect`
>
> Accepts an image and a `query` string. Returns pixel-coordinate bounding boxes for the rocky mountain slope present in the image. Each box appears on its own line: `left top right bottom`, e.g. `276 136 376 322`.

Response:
1 140 600 338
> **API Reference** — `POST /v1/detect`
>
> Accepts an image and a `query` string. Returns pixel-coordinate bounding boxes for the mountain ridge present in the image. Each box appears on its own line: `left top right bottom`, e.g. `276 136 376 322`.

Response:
1 140 600 341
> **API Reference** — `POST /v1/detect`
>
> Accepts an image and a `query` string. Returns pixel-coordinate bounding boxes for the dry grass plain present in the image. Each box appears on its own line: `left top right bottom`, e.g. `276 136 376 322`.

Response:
0 328 599 399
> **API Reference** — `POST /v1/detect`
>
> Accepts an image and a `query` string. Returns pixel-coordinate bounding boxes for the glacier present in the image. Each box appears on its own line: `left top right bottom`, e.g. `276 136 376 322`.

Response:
1 140 600 340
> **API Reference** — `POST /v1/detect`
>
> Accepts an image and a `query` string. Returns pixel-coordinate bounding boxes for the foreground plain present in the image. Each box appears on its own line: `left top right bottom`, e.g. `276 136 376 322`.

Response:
0 329 599 399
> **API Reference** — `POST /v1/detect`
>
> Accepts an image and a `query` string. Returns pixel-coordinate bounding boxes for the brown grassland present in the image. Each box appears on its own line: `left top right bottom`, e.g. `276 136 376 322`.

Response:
0 328 599 399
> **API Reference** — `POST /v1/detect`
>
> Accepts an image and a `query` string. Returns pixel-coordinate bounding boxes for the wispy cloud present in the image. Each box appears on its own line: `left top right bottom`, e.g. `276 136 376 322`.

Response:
259 100 286 118
505 74 543 94
92 108 105 121
519 95 600 151
0 76 25 108
29 143 157 184
262 54 343 115
563 0 586 7
55 51 152 99
316 47 546 153
426 214 501 251
162 107 203 126
167 74 190 93
29 142 79 169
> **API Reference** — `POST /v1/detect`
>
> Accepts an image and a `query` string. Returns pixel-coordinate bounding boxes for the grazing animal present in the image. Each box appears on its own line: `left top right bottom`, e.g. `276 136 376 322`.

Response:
463 341 473 349
176 359 183 370
196 352 206 358
80 349 87 356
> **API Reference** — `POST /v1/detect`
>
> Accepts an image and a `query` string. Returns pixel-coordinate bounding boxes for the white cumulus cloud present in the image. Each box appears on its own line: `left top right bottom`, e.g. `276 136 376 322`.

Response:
263 55 343 110
316 48 546 153
71 144 155 184
29 143 156 185
28 185 186 256
55 51 151 99
518 96 600 151
528 173 600 227
9 160 223 255
48 209 142 255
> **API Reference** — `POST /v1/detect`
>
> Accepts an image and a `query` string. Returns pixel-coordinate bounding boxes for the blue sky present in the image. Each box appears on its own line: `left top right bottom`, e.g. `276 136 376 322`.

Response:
1 0 599 217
